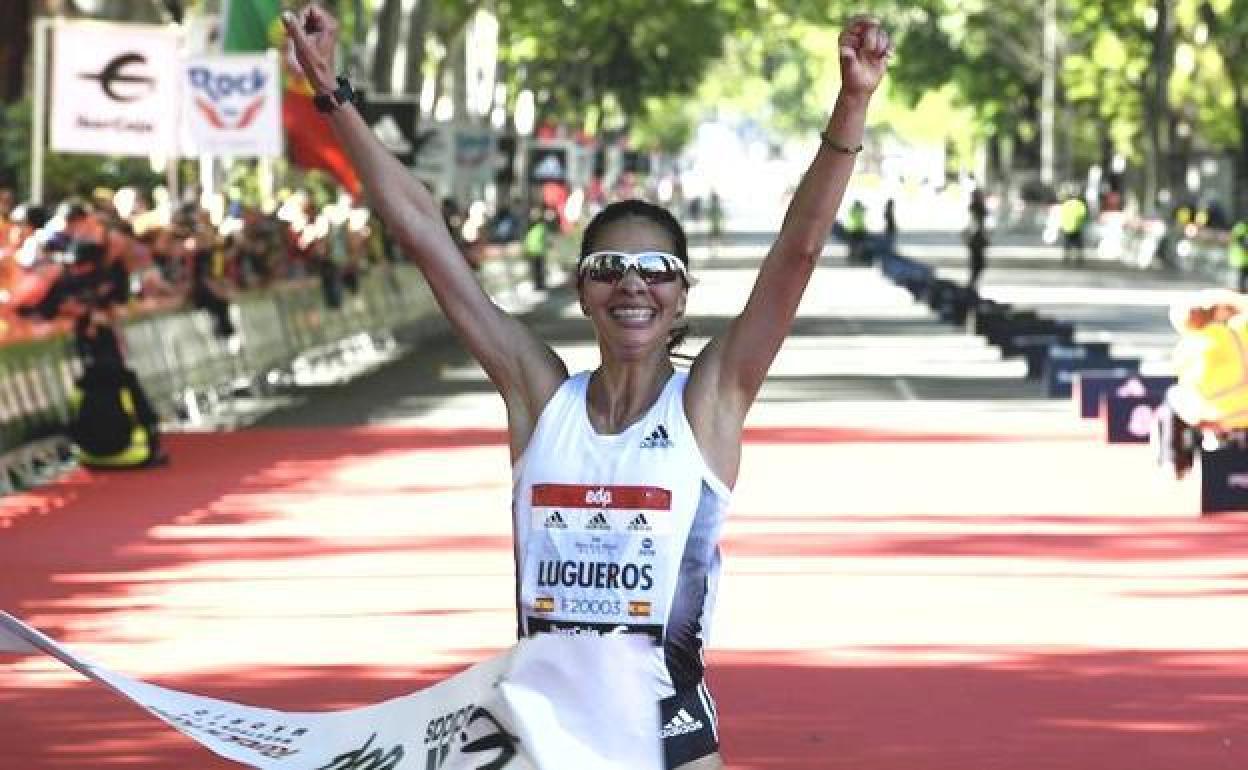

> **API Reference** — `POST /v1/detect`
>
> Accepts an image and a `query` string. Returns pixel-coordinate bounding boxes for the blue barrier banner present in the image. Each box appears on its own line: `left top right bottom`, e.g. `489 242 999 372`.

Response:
1047 360 1140 399
1105 394 1165 443
1200 446 1248 515
1077 374 1176 419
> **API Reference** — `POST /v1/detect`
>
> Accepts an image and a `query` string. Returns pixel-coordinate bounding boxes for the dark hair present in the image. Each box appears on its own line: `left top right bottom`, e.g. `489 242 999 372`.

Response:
579 199 691 353
13 203 49 229
580 199 689 267
58 201 89 223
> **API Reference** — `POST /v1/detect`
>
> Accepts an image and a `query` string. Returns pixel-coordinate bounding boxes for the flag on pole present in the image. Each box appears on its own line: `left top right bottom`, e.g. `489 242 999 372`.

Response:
0 611 663 770
220 0 362 193
222 0 283 52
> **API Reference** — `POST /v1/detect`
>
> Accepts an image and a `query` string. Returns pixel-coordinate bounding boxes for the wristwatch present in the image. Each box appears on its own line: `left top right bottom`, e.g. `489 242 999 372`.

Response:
314 76 358 114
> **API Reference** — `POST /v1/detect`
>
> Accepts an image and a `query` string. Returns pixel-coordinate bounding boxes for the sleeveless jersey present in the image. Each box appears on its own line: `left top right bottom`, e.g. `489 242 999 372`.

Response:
512 370 731 697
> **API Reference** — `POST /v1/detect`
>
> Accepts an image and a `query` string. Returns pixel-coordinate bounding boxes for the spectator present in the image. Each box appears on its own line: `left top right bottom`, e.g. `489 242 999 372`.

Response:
883 197 897 245
844 199 868 264
487 202 520 244
523 205 552 291
0 188 23 304
225 205 281 289
169 206 235 339
1230 215 1248 293
1156 289 1248 478
1058 188 1089 264
708 190 724 259
1204 199 1230 230
965 188 989 290
69 303 168 469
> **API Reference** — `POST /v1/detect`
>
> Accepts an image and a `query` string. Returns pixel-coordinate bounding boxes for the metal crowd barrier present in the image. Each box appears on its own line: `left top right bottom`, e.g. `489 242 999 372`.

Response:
1098 213 1233 281
0 240 547 484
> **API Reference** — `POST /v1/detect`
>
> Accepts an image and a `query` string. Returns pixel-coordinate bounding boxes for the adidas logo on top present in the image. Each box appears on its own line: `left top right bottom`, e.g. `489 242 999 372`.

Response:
640 424 674 449
544 511 568 529
660 708 704 739
627 513 652 532
586 512 611 530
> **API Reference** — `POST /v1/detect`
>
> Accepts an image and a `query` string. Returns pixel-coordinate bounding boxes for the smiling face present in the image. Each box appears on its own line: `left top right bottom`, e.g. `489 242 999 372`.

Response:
579 217 688 363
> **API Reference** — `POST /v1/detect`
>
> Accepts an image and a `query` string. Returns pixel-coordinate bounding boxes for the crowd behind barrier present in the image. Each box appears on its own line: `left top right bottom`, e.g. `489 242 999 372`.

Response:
1089 210 1241 280
0 181 576 490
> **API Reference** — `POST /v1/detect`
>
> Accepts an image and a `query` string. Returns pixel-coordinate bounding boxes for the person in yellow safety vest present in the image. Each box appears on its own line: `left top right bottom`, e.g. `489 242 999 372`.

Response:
68 308 167 469
845 199 868 264
1059 192 1089 264
707 190 724 260
1230 218 1248 293
68 366 166 469
523 205 551 291
1158 289 1248 478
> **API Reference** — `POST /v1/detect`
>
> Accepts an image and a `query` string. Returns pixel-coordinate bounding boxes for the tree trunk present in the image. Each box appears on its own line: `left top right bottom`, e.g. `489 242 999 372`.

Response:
371 0 403 94
1144 0 1174 215
449 32 467 122
403 0 435 98
1236 101 1248 218
0 0 33 103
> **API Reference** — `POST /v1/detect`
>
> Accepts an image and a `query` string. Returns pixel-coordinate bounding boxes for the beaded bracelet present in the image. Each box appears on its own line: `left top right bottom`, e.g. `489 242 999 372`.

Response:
820 130 863 155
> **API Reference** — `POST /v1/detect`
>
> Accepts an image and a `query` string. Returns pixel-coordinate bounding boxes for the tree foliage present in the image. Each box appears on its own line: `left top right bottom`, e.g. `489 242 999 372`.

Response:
493 0 763 131
0 99 161 202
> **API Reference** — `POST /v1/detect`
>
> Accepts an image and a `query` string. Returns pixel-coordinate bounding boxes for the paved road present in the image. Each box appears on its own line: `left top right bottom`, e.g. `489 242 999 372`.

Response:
6 224 1247 770
254 227 1212 429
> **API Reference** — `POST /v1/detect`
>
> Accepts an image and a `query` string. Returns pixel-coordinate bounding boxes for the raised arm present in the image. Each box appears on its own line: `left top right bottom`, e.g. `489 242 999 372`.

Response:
282 7 566 450
687 17 890 478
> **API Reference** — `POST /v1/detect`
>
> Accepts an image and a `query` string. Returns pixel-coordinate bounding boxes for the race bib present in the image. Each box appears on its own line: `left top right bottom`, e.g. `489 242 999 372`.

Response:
521 483 673 643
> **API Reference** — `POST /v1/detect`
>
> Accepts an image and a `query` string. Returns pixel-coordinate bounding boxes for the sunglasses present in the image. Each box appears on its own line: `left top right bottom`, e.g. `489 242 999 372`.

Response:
578 250 688 285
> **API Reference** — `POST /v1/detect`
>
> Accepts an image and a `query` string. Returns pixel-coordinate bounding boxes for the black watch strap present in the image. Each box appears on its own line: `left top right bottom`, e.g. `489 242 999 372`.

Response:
314 76 357 115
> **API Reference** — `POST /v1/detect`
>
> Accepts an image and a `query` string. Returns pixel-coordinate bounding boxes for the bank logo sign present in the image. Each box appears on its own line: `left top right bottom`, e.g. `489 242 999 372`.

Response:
183 53 282 157
51 22 179 156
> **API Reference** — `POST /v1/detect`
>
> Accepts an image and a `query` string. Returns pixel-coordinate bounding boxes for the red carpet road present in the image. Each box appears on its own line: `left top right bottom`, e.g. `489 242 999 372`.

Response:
1 423 1247 769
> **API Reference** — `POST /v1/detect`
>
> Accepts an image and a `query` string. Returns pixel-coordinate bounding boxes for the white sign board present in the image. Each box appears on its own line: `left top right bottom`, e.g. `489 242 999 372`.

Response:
50 21 180 156
182 53 282 157
413 122 497 204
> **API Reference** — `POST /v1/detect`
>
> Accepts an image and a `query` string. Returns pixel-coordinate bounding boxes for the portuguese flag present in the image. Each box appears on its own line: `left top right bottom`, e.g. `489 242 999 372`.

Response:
222 0 283 53
222 0 361 195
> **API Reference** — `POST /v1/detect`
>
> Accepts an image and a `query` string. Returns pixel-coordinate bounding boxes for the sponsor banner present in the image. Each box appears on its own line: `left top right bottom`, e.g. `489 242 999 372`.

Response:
358 94 420 166
0 611 661 770
527 145 568 184
51 21 180 156
183 53 282 157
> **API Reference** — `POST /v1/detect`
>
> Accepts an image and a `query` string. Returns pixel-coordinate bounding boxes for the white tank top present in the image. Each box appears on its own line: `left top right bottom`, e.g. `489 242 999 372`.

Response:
512 370 732 697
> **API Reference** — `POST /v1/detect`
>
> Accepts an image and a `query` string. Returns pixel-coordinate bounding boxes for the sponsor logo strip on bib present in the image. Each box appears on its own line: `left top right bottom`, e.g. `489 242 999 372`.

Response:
531 484 673 533
532 484 672 510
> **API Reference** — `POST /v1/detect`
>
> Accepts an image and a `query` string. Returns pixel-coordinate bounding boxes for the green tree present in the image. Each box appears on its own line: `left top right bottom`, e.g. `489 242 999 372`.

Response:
0 99 161 202
494 0 761 134
1198 0 1248 214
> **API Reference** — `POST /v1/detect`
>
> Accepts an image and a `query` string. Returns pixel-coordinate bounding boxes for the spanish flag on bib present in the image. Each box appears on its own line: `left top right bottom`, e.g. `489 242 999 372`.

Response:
223 0 361 196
